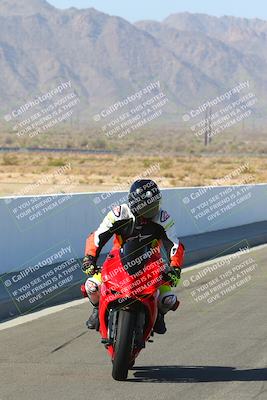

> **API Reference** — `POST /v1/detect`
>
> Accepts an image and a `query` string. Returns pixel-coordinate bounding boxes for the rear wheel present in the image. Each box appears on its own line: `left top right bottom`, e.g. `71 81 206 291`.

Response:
112 310 135 381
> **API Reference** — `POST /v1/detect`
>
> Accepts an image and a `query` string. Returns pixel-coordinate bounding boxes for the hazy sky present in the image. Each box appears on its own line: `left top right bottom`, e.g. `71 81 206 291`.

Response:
48 0 267 22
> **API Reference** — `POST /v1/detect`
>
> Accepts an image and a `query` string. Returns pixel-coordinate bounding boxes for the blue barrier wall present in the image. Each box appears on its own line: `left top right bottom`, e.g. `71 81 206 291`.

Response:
0 184 266 321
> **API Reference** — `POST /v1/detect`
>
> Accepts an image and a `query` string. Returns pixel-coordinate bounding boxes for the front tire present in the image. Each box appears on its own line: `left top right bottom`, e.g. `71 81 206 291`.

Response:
112 310 135 381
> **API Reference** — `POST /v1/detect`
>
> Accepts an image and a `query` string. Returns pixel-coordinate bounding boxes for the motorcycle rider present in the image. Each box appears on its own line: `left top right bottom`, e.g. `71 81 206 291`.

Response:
82 179 185 334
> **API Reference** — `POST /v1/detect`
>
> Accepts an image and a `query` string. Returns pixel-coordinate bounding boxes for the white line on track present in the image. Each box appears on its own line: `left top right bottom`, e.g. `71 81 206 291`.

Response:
0 298 87 331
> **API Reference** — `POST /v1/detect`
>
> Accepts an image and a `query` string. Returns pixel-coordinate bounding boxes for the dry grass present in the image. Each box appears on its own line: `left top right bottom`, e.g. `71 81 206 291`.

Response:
0 152 266 197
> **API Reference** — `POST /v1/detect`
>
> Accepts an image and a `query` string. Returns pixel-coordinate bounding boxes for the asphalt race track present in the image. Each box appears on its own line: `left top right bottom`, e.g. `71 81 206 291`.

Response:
0 245 266 400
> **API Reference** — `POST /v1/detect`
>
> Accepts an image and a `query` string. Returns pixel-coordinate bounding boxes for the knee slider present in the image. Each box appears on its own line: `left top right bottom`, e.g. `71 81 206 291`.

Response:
85 279 99 295
158 292 178 313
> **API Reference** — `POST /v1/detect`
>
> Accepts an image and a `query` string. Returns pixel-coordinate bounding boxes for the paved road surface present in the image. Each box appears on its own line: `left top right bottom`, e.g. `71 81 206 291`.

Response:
0 246 266 400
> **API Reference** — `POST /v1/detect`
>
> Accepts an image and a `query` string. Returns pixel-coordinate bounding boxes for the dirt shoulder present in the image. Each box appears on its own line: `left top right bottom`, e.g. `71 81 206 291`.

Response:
0 152 265 197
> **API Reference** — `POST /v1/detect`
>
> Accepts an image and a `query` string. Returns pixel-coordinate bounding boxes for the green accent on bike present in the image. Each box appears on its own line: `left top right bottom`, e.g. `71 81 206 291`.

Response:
159 285 171 294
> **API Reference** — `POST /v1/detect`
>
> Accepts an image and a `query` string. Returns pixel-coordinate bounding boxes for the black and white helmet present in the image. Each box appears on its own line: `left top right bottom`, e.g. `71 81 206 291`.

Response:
128 179 162 219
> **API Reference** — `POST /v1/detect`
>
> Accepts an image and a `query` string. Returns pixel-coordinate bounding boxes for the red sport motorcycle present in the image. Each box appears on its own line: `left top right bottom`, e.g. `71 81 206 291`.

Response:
97 239 171 381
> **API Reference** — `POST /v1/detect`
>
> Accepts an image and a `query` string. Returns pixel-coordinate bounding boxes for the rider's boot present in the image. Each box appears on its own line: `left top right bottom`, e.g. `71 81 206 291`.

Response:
86 307 99 330
153 299 180 334
153 312 167 334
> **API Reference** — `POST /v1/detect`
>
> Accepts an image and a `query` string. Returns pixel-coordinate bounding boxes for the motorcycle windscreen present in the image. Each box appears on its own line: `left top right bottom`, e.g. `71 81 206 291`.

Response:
121 239 153 276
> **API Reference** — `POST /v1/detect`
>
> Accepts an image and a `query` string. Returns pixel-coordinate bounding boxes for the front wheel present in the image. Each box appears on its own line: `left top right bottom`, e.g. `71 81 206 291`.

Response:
112 310 135 381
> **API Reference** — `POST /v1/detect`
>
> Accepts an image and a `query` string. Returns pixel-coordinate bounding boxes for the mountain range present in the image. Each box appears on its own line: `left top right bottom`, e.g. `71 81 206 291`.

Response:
0 0 266 128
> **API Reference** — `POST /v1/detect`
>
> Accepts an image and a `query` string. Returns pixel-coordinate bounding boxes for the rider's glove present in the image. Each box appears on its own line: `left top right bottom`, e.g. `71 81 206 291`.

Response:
167 268 181 287
82 255 97 275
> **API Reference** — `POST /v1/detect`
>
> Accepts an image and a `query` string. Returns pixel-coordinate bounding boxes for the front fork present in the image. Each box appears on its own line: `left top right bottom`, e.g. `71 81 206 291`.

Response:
101 307 146 351
101 308 117 347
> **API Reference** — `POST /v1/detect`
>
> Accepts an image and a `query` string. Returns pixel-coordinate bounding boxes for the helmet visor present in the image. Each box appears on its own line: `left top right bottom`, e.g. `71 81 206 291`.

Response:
138 200 160 219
